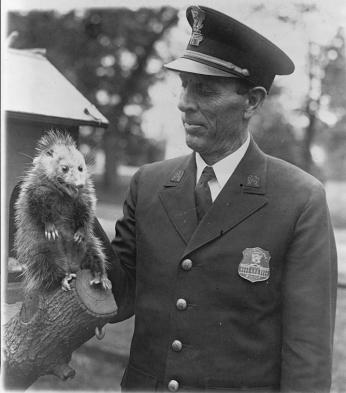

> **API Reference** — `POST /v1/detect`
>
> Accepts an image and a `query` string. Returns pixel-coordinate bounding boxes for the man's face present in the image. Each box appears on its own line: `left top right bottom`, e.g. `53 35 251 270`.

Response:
178 73 249 160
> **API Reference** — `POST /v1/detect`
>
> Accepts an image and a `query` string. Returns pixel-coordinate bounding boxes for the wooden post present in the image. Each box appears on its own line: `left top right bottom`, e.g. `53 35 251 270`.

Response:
3 269 117 390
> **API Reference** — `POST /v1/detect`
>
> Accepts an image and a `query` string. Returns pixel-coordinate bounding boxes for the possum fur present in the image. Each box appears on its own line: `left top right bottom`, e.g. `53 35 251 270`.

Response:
14 130 111 292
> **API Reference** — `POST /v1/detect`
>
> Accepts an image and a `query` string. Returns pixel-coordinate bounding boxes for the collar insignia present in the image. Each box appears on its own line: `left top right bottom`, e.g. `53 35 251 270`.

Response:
189 6 205 46
238 247 271 283
170 170 185 183
246 174 260 188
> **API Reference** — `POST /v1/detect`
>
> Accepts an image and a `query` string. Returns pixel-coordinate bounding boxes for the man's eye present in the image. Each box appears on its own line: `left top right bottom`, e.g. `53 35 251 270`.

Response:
196 84 215 96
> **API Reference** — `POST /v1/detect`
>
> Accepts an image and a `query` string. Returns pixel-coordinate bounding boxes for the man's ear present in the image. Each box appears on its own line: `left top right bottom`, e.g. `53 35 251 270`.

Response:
243 87 267 120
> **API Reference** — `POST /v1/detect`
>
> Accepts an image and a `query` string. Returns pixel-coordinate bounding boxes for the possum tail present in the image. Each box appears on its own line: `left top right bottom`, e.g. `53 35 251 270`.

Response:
82 234 109 273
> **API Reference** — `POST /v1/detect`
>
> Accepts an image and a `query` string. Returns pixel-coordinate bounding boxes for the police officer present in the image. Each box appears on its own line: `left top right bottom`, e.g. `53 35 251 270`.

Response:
107 5 337 392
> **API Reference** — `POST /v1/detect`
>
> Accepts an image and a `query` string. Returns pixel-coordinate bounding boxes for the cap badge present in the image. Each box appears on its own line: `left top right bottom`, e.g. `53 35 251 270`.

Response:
238 247 270 283
189 6 205 46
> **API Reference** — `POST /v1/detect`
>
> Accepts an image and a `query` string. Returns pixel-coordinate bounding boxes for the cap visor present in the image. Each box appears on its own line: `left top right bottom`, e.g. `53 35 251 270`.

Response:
164 57 240 78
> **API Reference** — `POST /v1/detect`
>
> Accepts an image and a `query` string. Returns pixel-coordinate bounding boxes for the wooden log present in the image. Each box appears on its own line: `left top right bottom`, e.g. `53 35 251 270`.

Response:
3 269 117 390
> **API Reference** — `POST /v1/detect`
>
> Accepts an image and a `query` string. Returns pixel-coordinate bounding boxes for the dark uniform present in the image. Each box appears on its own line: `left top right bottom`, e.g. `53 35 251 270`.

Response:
107 5 338 392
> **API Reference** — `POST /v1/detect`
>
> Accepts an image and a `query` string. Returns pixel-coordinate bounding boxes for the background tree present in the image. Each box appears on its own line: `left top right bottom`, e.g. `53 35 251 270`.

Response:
251 85 303 169
247 3 346 181
8 5 346 184
321 28 346 181
8 7 178 189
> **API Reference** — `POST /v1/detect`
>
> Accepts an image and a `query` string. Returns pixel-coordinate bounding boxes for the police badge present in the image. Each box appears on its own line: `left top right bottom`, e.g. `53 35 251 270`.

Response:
238 247 270 283
189 6 205 46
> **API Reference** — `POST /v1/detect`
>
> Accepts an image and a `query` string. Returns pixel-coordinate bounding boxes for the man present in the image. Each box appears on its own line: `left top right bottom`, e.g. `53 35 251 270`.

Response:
106 5 337 392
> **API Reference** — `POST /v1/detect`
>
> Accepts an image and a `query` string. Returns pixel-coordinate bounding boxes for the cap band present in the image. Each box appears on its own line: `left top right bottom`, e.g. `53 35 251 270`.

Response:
164 6 294 91
183 50 250 77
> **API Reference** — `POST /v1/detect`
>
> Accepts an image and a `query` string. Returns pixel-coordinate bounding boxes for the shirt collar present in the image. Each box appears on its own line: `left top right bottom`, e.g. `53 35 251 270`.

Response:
195 133 250 187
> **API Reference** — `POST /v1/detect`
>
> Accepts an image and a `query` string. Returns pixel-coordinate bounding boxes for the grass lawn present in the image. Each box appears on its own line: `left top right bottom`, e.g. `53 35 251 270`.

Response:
28 288 346 391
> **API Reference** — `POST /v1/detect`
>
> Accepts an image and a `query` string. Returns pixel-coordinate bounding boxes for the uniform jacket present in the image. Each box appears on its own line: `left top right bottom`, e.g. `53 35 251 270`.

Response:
105 139 337 392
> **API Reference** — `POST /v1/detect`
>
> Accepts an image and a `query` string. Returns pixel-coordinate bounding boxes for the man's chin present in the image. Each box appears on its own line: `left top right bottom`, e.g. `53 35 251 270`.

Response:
185 135 207 153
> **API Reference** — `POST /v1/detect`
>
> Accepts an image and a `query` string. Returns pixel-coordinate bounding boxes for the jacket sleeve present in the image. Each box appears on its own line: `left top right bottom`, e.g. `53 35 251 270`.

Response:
94 168 142 322
280 183 338 392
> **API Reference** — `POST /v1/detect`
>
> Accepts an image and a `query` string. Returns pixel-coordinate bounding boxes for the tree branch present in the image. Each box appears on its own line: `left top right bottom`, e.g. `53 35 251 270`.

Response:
3 269 117 390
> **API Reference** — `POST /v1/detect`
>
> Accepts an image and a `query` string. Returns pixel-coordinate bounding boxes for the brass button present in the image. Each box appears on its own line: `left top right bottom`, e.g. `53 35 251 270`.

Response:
168 379 179 392
171 340 183 352
181 259 192 271
176 298 187 311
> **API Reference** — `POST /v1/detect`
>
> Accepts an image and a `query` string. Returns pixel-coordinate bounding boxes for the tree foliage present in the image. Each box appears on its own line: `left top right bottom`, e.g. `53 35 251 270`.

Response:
305 28 346 180
8 7 178 187
251 85 304 170
7 7 346 182
321 29 346 180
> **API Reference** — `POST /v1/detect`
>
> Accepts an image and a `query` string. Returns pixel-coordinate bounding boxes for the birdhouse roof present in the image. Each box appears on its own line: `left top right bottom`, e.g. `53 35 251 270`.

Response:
5 49 109 128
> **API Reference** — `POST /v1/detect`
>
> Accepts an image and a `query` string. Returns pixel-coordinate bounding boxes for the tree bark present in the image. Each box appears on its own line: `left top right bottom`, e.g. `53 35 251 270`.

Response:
3 269 117 390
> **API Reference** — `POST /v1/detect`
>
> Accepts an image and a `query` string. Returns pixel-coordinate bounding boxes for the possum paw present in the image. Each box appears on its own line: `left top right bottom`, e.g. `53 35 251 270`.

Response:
45 223 59 241
90 273 112 290
90 272 101 286
74 228 85 244
101 276 112 291
61 273 76 291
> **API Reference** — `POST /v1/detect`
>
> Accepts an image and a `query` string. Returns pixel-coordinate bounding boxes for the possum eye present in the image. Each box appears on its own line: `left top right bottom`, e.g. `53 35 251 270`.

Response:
61 165 69 173
78 166 83 172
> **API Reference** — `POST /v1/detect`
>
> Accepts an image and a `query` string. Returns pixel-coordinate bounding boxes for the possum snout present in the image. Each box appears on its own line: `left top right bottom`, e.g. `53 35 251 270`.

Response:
73 174 86 189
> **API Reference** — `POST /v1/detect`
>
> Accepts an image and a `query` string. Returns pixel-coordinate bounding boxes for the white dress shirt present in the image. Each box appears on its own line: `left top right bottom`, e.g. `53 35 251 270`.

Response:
195 134 250 201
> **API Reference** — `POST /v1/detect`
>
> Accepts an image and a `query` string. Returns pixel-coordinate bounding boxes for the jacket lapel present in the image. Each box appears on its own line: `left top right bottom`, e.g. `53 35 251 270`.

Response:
158 155 198 244
182 139 268 258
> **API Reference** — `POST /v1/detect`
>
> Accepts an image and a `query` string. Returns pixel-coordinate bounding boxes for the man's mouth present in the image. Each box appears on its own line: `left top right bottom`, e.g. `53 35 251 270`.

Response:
184 121 204 133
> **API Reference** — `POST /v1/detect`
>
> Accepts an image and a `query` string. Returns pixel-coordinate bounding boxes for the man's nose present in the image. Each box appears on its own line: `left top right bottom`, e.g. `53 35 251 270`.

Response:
177 88 197 113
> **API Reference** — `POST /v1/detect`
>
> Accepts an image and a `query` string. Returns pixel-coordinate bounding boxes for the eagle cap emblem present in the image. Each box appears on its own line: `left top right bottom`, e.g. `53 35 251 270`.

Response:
189 6 206 46
238 247 271 283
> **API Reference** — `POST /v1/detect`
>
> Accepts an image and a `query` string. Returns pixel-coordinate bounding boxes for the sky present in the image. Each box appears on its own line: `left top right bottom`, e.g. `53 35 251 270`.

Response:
3 0 346 157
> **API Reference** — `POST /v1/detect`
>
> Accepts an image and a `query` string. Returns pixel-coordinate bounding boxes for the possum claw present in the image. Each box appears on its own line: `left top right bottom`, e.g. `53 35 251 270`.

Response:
45 224 59 241
90 273 112 290
73 233 83 243
61 273 76 291
61 278 71 291
90 278 101 286
95 326 105 340
101 276 112 290
74 229 85 244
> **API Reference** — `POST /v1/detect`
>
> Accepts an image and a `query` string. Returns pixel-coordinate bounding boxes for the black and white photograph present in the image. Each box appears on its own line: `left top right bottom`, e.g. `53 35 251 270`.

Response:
2 0 346 392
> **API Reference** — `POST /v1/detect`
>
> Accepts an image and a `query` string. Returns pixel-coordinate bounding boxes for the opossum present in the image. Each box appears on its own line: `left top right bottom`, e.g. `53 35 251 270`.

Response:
14 130 112 293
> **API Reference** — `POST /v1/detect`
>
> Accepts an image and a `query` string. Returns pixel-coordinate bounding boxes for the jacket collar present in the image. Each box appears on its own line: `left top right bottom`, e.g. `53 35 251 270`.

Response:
159 138 268 253
159 154 198 244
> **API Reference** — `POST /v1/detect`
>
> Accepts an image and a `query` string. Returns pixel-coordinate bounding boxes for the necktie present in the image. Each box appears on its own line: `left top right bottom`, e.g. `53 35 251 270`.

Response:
195 166 216 222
